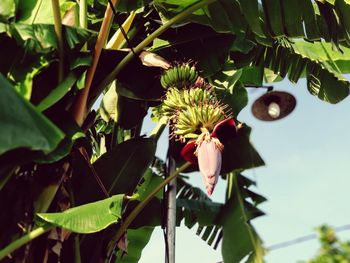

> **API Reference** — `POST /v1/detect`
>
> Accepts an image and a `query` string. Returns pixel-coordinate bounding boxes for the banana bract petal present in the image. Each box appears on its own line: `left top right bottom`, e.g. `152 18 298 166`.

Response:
197 140 222 196
180 118 236 164
211 118 236 142
181 141 197 164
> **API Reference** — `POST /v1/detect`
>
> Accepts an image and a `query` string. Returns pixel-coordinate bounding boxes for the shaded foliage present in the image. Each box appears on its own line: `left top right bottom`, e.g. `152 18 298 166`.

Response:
1 0 350 262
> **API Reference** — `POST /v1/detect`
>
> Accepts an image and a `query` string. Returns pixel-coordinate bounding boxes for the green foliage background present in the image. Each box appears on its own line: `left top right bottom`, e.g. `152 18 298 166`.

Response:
0 0 350 262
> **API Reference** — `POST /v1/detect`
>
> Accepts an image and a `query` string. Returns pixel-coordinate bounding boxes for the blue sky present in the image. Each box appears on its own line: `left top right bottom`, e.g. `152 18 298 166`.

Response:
139 77 350 263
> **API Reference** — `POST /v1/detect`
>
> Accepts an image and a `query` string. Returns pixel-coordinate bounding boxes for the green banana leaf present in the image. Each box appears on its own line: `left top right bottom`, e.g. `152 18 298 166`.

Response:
0 74 64 155
37 194 124 233
252 41 350 103
220 172 265 263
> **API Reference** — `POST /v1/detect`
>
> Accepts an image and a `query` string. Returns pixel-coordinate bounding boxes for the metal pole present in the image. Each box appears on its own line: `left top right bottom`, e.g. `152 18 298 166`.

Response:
165 156 176 263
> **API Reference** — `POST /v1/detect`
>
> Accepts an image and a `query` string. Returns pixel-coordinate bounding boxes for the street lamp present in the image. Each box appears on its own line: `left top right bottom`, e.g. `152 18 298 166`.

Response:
251 90 297 121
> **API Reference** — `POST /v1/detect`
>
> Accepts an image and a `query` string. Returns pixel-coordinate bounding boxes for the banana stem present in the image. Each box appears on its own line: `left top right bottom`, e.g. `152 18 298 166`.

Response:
89 0 216 108
71 0 120 126
74 4 80 26
33 184 60 213
79 0 88 51
79 0 87 29
51 0 64 82
107 162 191 253
74 235 82 263
0 225 53 260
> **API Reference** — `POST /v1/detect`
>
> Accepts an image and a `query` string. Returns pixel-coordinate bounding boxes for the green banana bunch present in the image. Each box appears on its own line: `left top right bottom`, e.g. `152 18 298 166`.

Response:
160 63 198 89
172 103 227 141
157 62 231 142
161 87 213 117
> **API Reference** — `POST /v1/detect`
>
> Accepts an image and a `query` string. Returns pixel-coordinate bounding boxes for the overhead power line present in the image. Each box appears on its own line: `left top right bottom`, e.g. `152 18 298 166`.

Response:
267 224 350 251
215 224 350 263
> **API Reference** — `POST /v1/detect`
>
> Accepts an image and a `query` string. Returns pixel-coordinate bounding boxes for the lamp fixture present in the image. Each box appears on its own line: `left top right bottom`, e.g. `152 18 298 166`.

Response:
251 91 296 121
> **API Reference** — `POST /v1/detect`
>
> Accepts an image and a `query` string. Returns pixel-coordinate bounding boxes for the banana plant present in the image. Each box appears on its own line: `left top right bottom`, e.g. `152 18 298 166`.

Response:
1 0 350 262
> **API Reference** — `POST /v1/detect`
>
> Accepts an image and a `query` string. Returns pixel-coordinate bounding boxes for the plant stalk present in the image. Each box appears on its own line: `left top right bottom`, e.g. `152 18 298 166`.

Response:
74 4 80 26
0 225 53 260
67 181 82 263
33 184 60 213
79 0 88 51
165 155 177 263
74 235 82 263
51 0 64 82
33 161 70 215
226 171 234 200
0 166 17 191
71 0 120 126
31 0 44 24
89 0 217 108
107 162 191 253
79 0 87 29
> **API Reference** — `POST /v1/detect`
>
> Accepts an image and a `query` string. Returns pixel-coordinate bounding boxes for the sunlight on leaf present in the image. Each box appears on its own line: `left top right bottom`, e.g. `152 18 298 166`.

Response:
37 194 124 233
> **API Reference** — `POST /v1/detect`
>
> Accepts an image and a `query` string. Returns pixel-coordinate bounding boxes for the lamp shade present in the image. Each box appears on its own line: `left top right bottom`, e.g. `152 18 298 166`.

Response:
252 91 296 121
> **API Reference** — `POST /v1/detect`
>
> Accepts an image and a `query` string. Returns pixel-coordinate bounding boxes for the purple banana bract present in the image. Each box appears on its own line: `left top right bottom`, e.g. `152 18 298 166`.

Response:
181 118 237 196
197 139 222 196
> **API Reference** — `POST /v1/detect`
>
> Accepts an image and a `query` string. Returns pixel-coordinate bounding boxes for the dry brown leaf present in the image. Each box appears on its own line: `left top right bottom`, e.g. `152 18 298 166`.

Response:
117 231 128 254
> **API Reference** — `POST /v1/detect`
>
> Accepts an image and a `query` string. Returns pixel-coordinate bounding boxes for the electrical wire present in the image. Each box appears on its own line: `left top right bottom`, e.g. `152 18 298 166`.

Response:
267 224 350 251
215 224 350 263
217 170 349 260
107 0 137 56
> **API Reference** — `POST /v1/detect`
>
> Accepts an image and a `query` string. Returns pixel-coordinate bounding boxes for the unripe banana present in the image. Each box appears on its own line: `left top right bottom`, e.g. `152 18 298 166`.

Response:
160 63 198 89
189 88 197 105
181 110 194 124
160 72 231 143
183 90 190 105
184 133 200 139
174 126 196 135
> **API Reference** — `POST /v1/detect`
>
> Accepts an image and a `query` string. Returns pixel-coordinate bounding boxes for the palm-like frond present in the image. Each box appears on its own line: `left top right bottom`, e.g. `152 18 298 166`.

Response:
154 0 350 48
177 172 266 263
251 40 350 103
176 176 223 248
